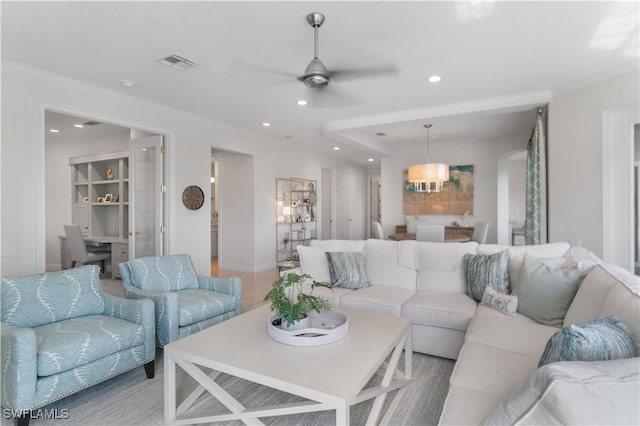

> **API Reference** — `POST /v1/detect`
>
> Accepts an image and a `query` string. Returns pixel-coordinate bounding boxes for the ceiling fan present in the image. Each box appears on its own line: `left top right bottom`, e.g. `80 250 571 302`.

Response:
298 12 398 89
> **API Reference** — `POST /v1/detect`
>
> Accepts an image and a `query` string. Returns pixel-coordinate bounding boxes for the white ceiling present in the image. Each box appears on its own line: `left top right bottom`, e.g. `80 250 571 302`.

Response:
4 1 638 164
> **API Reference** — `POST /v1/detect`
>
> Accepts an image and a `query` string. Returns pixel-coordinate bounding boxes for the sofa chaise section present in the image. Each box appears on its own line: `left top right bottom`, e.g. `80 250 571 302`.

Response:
439 261 640 425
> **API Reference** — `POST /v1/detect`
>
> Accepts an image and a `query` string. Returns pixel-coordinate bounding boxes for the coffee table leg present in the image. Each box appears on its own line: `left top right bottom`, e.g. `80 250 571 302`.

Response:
336 403 350 426
366 329 412 425
164 350 177 423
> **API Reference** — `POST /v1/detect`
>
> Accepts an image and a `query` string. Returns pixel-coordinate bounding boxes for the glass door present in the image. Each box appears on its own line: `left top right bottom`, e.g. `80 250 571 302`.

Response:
129 135 165 258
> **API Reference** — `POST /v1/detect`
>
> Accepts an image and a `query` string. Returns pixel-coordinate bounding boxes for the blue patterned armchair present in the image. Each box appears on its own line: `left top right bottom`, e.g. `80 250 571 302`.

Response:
1 265 155 426
119 254 242 347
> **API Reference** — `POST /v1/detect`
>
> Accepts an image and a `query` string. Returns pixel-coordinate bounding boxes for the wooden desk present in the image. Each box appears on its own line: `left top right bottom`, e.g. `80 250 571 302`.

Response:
59 236 128 278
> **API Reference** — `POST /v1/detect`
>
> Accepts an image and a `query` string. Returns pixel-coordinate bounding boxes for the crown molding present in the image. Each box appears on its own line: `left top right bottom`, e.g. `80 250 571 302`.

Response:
322 90 553 136
1 62 271 142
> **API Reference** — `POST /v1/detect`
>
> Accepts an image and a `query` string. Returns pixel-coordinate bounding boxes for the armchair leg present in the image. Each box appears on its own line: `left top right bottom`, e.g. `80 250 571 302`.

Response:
144 360 155 379
14 413 30 426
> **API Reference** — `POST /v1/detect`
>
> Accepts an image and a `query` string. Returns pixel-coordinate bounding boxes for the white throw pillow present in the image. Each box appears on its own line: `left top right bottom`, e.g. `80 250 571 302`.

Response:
480 286 518 316
296 246 331 283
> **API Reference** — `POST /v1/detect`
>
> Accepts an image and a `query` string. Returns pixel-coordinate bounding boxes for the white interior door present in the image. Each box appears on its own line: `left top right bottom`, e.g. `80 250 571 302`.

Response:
129 135 165 258
321 168 333 240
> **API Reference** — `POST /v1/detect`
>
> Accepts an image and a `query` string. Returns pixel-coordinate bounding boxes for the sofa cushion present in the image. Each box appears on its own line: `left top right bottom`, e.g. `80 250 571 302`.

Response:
325 252 371 289
127 254 199 291
401 291 477 331
1 265 105 328
177 289 239 327
450 339 543 396
480 286 518 316
34 314 145 376
411 241 478 293
339 286 415 316
564 264 640 354
513 254 580 327
364 239 417 290
465 315 558 357
482 358 640 426
301 281 353 308
464 249 510 301
439 386 505 425
538 316 637 367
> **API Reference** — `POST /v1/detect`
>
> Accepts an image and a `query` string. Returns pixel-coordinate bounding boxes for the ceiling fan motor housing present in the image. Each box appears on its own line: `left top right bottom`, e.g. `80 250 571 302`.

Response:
302 58 330 88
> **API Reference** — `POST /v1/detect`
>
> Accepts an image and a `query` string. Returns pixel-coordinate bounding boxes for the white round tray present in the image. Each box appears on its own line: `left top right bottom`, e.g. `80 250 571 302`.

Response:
267 310 348 346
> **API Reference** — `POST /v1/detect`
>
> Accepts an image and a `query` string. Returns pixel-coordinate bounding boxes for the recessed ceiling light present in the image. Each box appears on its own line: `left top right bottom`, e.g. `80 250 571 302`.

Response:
428 75 442 83
49 129 59 133
368 158 375 162
297 100 308 106
262 122 271 127
121 80 135 88
333 146 340 151
74 124 84 128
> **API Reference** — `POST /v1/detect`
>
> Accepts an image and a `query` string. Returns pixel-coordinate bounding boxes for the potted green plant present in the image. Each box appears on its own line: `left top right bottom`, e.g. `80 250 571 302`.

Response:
264 272 333 328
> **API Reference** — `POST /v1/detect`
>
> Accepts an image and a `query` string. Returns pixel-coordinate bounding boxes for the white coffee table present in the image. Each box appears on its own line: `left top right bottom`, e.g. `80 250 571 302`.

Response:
164 304 412 425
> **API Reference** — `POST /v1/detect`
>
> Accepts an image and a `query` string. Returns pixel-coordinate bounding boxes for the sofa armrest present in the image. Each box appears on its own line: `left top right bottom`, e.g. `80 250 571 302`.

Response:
103 294 155 361
197 275 243 315
121 281 179 347
1 322 37 409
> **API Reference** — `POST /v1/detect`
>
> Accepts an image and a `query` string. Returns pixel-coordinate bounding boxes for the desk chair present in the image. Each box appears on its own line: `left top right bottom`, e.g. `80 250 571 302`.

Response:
372 221 384 239
471 222 489 244
64 224 111 273
416 224 445 242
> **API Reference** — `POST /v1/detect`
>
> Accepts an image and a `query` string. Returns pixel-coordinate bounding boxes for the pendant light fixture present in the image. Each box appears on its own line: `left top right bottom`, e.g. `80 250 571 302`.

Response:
407 124 449 193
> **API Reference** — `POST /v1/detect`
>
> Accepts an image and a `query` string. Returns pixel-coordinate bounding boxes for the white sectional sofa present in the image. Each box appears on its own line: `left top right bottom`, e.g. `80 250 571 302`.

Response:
291 238 640 425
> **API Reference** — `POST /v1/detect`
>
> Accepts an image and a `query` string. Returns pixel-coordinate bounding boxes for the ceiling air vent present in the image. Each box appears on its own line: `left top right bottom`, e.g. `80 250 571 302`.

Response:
83 121 100 126
160 54 198 70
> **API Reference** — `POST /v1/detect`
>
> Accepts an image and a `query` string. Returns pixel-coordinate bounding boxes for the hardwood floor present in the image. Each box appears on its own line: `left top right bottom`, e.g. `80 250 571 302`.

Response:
211 260 278 312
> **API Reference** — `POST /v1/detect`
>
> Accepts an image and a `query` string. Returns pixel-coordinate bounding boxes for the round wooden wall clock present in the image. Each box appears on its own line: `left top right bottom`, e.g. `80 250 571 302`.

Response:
182 185 205 210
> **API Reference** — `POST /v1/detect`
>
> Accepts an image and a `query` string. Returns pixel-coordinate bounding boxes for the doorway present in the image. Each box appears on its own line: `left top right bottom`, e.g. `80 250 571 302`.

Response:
211 152 219 261
496 150 527 245
44 110 167 272
369 175 381 238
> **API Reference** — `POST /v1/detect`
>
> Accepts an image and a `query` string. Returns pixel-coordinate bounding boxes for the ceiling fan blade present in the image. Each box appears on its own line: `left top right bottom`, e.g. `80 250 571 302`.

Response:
305 85 363 109
228 61 298 91
328 64 399 82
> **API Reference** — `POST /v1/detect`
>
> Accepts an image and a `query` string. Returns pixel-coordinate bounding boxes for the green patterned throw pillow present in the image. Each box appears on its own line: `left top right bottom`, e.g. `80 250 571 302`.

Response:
464 249 510 301
325 252 371 289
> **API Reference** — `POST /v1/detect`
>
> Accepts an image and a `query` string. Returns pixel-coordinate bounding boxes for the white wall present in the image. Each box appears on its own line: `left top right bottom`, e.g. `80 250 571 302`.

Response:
548 70 639 259
381 134 529 243
1 65 367 276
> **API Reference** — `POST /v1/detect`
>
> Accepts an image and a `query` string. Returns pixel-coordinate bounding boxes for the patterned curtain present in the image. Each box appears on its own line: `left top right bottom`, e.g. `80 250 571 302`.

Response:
525 108 548 244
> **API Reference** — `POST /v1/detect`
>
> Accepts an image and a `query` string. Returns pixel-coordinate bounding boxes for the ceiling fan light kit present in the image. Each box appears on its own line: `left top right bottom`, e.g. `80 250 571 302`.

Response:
408 124 450 193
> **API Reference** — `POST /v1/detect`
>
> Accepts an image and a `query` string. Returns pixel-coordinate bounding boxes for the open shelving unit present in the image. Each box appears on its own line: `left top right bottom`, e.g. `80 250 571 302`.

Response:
69 150 129 239
275 177 317 271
